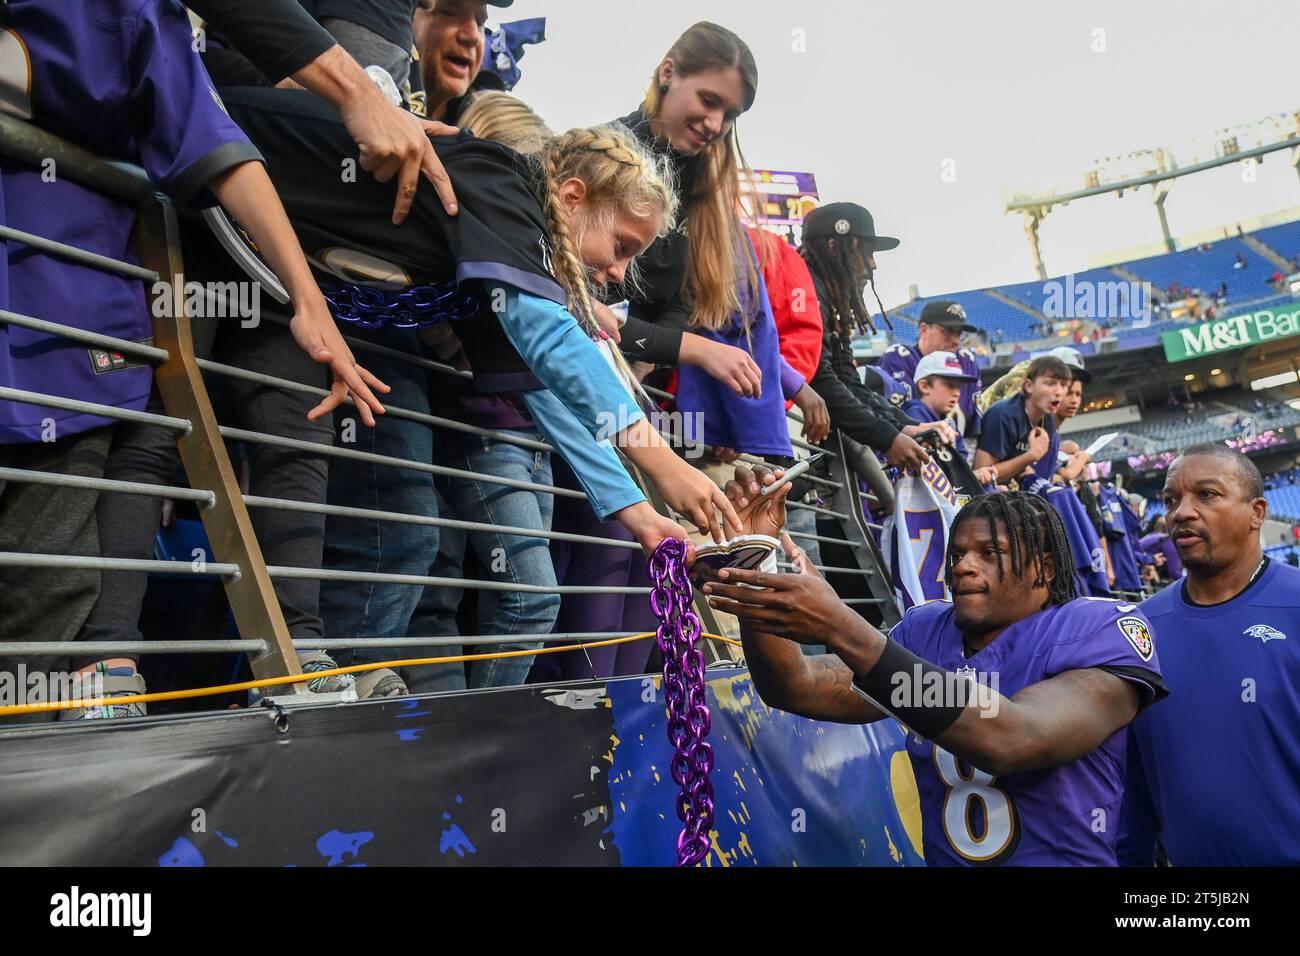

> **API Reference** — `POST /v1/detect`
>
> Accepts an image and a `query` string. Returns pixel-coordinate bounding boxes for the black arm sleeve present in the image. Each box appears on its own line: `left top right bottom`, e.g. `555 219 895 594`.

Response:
811 323 914 452
620 313 685 365
189 0 337 84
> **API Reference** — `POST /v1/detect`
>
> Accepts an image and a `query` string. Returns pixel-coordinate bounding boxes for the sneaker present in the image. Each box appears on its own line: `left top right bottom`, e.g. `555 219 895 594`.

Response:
59 666 147 720
299 652 358 695
356 668 408 699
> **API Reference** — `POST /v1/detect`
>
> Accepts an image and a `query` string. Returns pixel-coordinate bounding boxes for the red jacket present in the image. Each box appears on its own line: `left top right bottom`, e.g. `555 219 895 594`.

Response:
747 227 825 408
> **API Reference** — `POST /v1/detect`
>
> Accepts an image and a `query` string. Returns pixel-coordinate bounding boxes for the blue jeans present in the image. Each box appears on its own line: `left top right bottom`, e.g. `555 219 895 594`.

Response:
319 326 438 663
784 503 826 657
405 426 558 692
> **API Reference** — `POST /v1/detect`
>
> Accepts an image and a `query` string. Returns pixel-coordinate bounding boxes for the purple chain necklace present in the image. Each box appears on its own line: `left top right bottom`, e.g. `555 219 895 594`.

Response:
648 537 715 866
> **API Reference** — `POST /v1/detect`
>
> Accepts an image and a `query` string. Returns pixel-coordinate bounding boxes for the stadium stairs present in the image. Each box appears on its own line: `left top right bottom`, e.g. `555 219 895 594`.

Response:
1241 234 1295 273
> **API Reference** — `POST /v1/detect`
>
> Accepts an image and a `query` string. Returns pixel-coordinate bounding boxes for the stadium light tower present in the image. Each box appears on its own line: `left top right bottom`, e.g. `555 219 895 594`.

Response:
1022 207 1050 280
1151 181 1174 252
1005 107 1300 274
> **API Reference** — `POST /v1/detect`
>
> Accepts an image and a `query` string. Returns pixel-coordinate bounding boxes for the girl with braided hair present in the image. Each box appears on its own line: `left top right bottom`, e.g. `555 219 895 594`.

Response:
218 86 743 691
411 94 713 691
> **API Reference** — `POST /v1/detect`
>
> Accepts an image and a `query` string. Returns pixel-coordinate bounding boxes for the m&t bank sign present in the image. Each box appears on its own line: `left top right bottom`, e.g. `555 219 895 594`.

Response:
1162 304 1300 362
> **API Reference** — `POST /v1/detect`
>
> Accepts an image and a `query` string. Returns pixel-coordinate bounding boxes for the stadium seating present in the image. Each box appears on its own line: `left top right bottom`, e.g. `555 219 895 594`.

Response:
881 219 1300 349
1251 220 1300 265
882 291 1041 345
1265 543 1300 564
1122 239 1276 309
1062 393 1300 463
1265 485 1300 520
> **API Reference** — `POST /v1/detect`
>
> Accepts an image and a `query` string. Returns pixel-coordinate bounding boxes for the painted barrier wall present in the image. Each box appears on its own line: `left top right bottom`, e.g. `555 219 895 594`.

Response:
0 668 924 866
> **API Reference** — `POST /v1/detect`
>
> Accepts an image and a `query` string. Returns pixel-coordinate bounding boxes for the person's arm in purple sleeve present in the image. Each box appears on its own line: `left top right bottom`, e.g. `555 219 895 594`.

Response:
778 356 804 401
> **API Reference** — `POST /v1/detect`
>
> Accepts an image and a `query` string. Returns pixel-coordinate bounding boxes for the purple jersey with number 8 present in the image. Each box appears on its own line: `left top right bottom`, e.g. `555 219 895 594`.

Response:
887 597 1166 866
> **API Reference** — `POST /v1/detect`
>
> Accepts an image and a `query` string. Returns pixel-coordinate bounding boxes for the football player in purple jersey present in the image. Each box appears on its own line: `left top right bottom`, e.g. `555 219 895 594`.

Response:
704 465 1167 865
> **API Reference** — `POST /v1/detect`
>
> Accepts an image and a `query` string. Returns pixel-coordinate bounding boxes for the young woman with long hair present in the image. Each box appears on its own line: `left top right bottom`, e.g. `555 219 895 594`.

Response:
542 22 820 681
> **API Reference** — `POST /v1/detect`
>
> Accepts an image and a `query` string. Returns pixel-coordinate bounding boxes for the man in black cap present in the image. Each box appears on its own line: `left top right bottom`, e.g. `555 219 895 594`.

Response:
878 299 985 440
799 203 951 471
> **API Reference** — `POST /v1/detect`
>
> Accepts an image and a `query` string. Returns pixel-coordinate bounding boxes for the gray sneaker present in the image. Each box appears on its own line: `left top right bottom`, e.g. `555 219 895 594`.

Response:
299 652 358 695
356 668 408 699
59 667 147 720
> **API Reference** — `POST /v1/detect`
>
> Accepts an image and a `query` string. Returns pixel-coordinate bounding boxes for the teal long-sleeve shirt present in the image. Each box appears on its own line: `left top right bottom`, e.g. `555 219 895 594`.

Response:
487 283 648 519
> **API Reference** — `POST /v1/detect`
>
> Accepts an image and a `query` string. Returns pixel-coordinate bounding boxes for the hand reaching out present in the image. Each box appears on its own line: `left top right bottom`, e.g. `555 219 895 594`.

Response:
722 462 790 540
289 294 390 426
792 382 830 444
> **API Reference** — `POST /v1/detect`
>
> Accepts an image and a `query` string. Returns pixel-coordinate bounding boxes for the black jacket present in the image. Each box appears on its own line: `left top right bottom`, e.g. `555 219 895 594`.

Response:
808 274 916 452
190 0 336 85
607 106 700 367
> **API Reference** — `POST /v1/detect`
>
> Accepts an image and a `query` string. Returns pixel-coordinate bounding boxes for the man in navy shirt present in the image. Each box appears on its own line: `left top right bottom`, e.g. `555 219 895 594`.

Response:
1119 444 1300 865
975 355 1070 486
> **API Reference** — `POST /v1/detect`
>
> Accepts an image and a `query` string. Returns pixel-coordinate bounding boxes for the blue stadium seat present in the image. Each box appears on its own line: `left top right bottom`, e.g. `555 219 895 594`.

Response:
1251 220 1300 265
882 219 1299 349
1123 238 1277 309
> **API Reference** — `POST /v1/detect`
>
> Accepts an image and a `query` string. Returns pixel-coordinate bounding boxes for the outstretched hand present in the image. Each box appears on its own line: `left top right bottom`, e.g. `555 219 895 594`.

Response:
290 298 390 426
702 532 855 646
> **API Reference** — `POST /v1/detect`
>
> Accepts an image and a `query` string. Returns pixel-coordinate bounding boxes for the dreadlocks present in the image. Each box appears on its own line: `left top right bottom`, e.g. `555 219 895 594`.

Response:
800 235 892 340
946 491 1079 607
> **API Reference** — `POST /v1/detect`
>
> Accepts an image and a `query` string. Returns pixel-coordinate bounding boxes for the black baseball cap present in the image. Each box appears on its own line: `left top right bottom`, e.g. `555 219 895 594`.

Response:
919 300 979 334
802 202 900 251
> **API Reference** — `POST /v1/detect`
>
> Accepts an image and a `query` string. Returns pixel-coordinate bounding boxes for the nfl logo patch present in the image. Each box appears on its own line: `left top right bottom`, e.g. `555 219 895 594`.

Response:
1117 616 1153 661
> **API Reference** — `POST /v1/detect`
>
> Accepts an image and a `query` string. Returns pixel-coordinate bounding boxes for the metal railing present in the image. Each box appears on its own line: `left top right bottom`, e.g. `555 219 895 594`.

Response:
0 113 904 710
0 112 303 687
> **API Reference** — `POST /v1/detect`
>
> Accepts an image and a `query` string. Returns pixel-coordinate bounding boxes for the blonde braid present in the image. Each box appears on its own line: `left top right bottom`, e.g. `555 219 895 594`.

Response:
537 148 600 336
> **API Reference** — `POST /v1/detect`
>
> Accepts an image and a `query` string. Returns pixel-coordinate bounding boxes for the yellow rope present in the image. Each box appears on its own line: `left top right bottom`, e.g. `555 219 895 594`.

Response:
0 631 743 716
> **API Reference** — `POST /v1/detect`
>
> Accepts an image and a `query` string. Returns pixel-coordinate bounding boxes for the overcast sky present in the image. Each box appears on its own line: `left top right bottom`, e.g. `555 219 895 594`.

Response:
498 0 1300 307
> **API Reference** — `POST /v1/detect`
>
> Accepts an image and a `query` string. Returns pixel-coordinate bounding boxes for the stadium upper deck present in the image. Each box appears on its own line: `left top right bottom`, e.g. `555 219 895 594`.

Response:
879 217 1300 354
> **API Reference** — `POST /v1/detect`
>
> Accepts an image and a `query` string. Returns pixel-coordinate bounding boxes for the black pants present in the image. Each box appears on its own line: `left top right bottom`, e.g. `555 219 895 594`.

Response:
0 427 114 723
76 313 333 660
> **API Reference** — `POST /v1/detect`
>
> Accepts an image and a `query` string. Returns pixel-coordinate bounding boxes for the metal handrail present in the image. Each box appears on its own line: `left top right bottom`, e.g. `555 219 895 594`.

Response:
0 117 305 686
0 112 901 699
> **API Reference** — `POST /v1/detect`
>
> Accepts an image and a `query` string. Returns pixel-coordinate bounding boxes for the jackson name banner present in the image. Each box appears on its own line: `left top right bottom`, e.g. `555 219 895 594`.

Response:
1161 303 1300 362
